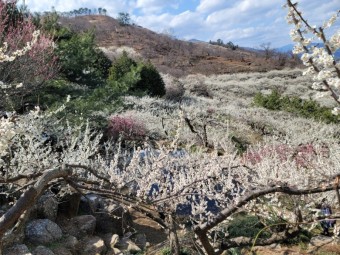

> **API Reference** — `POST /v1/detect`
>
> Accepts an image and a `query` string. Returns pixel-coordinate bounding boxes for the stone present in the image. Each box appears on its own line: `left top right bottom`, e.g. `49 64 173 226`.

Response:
79 194 132 236
79 193 104 214
4 244 32 255
35 193 58 221
57 187 81 218
33 246 55 255
79 236 106 255
115 238 141 254
101 233 119 250
106 248 123 255
25 219 62 245
63 235 79 253
132 233 147 250
50 247 72 255
62 215 96 239
309 235 333 248
94 203 132 236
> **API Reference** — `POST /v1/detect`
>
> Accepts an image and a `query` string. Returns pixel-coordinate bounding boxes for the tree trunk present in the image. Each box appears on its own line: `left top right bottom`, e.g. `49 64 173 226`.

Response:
194 228 216 255
168 214 180 255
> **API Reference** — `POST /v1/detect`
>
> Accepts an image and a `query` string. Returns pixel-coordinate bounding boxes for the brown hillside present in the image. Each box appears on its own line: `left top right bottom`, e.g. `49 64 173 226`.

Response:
59 15 299 77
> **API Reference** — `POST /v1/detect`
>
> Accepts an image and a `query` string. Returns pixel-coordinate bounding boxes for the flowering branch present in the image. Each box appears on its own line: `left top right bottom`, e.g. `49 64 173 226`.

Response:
285 0 340 115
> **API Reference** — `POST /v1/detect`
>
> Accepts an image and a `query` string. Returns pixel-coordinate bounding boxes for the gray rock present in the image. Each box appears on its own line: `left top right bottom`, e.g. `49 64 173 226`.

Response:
4 244 32 255
35 193 58 221
79 236 106 255
101 233 119 250
33 246 55 255
50 247 72 255
94 203 132 236
63 235 79 253
79 194 104 214
62 215 96 239
132 233 147 250
116 238 141 254
57 187 81 218
106 248 123 255
79 194 132 236
25 219 62 245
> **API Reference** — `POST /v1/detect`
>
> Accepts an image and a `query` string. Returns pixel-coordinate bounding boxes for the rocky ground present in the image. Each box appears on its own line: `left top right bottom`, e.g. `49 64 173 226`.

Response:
3 189 340 255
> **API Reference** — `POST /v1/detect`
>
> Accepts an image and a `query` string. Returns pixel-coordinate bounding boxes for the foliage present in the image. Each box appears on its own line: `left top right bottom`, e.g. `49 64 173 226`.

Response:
227 214 271 239
33 11 74 41
1 2 340 255
209 39 239 50
56 31 112 88
109 51 137 81
117 12 131 26
253 89 339 123
24 79 86 110
58 85 125 129
160 247 191 255
0 1 58 111
108 52 166 97
283 229 312 245
107 115 147 141
135 61 166 97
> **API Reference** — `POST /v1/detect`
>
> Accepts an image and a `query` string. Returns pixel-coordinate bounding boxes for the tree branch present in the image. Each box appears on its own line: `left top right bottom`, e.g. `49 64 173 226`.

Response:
194 180 340 255
0 166 72 239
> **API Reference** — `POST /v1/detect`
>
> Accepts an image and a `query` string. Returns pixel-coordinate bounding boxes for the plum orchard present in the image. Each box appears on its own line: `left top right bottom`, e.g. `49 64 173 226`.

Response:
0 1 340 255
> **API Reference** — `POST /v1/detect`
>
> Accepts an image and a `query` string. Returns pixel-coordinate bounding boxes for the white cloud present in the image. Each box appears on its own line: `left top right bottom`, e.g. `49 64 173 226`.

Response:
135 0 179 14
22 0 134 16
18 0 340 47
135 13 175 33
196 0 229 13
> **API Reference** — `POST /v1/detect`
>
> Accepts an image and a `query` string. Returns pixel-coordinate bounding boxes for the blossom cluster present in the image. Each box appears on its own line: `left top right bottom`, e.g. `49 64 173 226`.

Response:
0 30 40 63
285 1 340 115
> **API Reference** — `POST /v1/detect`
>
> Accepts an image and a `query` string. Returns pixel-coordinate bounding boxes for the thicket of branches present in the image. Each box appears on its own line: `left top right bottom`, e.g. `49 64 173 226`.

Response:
0 1 339 255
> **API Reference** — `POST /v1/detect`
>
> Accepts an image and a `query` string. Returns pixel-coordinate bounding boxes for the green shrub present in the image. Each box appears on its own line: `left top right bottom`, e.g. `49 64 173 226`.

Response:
227 214 270 239
253 89 339 124
108 52 166 97
253 90 282 110
57 31 112 88
135 61 166 97
109 51 137 81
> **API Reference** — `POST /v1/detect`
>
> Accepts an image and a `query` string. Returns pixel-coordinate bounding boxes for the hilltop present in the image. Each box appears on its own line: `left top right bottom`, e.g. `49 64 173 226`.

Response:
59 15 300 77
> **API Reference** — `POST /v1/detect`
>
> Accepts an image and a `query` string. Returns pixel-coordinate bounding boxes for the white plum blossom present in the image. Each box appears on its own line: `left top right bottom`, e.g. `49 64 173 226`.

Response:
292 43 304 54
331 107 339 115
285 1 340 114
323 13 338 29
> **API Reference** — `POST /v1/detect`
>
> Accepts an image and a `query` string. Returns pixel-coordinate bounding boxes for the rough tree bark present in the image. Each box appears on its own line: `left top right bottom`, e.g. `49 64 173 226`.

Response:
168 214 181 255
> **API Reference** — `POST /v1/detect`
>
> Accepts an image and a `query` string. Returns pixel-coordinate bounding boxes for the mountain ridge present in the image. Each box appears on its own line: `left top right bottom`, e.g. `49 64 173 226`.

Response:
59 15 300 77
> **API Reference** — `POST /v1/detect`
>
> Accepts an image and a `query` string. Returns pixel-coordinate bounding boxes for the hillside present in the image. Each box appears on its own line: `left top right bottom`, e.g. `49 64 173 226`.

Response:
59 15 300 77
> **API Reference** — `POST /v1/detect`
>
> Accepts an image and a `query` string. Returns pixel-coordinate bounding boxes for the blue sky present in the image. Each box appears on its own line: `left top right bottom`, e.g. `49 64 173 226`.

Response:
18 0 340 48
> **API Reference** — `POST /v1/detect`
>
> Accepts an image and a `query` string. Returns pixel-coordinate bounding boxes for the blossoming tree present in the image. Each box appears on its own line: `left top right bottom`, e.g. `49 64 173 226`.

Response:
0 0 58 110
0 1 340 255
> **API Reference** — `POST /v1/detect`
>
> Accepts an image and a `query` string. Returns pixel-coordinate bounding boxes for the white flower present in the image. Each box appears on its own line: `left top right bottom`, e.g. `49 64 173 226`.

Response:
302 38 312 46
301 53 310 64
293 44 304 54
331 107 339 116
323 14 337 29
